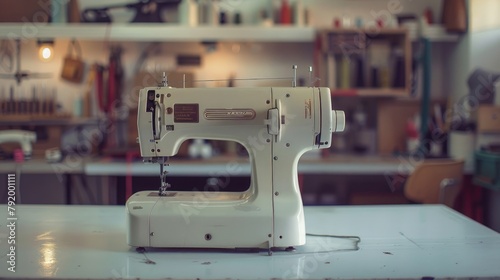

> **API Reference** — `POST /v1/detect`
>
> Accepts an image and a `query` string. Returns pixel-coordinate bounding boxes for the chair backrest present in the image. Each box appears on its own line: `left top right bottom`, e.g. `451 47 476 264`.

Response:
404 159 465 207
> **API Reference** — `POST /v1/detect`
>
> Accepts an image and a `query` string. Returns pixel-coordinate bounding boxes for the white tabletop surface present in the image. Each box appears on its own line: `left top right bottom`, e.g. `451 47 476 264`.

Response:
0 204 499 279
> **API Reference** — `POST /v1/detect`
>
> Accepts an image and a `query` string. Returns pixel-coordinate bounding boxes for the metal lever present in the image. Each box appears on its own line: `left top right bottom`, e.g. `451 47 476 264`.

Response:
161 72 168 87
266 108 279 135
153 101 162 140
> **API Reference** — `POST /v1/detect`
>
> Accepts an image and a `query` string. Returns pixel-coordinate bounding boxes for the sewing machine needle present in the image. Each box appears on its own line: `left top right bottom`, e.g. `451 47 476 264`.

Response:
159 157 170 196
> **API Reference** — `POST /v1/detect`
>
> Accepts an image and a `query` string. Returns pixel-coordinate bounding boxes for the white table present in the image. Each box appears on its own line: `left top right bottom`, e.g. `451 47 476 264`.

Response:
0 204 499 279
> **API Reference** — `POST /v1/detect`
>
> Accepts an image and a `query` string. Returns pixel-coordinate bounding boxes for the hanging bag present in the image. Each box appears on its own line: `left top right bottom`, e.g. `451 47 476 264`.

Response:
61 39 85 83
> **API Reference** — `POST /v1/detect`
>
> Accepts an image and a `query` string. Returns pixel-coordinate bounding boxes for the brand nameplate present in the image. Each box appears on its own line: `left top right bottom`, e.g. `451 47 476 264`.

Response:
204 109 256 120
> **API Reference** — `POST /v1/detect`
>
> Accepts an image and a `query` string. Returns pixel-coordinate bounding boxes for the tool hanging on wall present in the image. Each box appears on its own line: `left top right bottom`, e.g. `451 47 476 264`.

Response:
107 46 125 149
92 47 124 115
108 46 124 114
0 39 52 85
61 39 85 84
89 46 126 152
81 0 181 23
0 40 14 73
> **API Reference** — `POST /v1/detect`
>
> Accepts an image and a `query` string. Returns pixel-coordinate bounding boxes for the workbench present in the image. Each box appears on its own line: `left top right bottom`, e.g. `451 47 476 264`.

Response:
0 204 499 279
0 155 413 205
0 154 412 177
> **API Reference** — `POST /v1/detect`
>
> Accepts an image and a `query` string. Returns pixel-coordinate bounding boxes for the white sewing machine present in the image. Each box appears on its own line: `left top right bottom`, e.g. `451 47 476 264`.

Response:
127 83 345 253
0 130 37 159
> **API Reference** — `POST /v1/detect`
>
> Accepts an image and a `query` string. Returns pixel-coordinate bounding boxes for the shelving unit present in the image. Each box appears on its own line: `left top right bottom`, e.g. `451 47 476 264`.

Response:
0 23 459 42
0 24 315 42
406 24 461 42
316 28 411 97
0 116 99 126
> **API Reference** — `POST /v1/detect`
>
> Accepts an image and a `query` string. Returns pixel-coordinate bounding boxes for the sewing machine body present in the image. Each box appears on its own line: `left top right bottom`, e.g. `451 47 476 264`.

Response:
127 86 343 250
0 130 36 159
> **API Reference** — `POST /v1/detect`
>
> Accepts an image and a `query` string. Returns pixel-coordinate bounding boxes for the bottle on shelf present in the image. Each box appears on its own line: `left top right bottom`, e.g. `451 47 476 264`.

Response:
279 0 291 25
339 56 351 89
179 0 198 26
294 0 304 26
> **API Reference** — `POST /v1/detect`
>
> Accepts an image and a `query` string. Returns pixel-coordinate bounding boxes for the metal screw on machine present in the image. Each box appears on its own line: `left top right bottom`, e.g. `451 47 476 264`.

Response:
161 72 168 87
204 233 212 241
292 65 297 87
308 66 313 87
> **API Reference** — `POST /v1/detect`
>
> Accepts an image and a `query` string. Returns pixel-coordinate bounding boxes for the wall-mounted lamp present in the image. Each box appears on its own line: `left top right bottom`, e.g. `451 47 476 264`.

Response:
37 39 54 62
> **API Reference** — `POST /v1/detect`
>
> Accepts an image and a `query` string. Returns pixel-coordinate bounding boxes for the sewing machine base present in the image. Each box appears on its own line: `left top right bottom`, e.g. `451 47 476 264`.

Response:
134 245 296 256
126 190 305 250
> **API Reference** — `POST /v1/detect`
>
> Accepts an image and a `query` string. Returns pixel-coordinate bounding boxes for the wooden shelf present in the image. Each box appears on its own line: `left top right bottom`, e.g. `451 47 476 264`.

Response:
318 26 460 42
0 116 100 126
0 24 315 42
331 88 407 97
406 24 461 42
0 23 458 42
317 27 408 35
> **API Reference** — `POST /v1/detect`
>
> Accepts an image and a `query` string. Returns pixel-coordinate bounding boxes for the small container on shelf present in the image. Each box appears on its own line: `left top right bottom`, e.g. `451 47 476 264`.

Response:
474 149 500 191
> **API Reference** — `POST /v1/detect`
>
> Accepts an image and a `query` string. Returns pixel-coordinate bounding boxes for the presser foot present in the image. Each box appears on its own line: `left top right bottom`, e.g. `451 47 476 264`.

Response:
158 182 171 196
158 157 171 196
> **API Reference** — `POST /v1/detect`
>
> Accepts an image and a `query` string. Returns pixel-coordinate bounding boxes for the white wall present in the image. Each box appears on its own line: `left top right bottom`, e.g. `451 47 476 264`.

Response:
446 34 470 104
470 0 500 32
470 28 500 71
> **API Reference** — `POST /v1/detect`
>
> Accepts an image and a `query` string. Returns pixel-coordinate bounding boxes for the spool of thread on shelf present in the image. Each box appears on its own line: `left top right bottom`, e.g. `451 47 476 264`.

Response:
180 0 198 26
340 56 350 89
380 67 390 88
294 0 304 26
51 0 68 23
14 149 24 163
74 95 82 117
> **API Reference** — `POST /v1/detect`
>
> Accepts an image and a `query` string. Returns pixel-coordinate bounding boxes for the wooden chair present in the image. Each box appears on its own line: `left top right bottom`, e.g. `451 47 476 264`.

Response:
404 159 465 208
